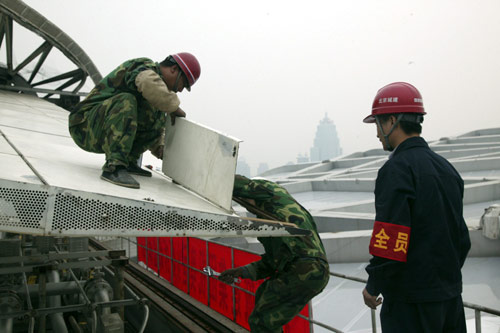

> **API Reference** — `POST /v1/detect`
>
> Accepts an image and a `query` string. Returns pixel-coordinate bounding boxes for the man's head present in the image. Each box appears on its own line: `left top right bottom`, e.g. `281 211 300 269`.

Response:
159 52 201 93
363 82 425 151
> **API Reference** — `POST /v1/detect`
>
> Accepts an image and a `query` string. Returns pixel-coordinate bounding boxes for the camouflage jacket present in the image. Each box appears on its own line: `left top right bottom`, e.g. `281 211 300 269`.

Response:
233 175 327 280
69 57 173 128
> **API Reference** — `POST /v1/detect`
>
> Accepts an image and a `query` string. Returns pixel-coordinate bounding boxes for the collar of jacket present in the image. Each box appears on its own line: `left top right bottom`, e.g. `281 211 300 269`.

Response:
392 136 429 158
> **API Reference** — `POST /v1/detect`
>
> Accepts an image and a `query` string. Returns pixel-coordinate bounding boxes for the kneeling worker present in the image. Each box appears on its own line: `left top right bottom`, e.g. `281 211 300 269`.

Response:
68 53 201 189
219 175 330 332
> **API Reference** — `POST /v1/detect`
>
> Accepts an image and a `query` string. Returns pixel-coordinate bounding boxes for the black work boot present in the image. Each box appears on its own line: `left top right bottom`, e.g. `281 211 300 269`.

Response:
127 164 152 177
101 167 140 189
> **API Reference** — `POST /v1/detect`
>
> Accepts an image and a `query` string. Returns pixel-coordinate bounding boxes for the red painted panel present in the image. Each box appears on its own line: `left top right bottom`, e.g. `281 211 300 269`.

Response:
172 261 188 293
139 238 313 331
208 242 232 272
188 237 207 270
208 242 234 320
283 303 310 333
172 237 187 263
189 269 208 305
158 237 172 282
209 278 234 320
146 237 158 272
235 289 255 330
136 237 146 263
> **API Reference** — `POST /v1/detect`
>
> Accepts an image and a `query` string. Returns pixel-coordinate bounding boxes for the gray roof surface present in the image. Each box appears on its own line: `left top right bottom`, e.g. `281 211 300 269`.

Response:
229 127 500 331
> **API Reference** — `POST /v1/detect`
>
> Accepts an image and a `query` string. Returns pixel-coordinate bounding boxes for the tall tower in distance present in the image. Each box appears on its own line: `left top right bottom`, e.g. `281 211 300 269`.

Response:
310 113 342 162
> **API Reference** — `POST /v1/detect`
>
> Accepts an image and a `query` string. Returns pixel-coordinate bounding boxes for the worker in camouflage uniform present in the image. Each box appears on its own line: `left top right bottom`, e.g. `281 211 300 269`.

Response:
68 53 201 189
219 175 330 332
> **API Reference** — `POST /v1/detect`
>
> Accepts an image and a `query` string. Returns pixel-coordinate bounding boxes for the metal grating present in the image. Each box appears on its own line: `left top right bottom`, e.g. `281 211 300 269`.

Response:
52 192 255 233
0 179 308 238
0 186 48 231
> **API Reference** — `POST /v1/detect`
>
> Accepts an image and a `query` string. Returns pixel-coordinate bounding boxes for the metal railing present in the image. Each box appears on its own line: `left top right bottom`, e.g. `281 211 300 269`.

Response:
103 236 500 333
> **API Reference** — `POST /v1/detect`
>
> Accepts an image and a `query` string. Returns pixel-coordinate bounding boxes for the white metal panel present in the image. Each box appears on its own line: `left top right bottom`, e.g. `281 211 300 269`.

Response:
0 105 68 137
0 118 233 215
1 105 233 214
0 90 308 238
0 135 17 155
0 153 43 184
163 117 240 211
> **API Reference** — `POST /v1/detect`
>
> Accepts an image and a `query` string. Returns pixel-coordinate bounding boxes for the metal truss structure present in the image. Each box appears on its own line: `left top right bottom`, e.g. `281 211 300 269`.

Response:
0 0 102 110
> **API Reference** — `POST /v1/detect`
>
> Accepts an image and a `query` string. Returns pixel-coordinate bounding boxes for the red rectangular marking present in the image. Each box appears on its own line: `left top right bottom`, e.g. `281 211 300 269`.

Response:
369 221 411 262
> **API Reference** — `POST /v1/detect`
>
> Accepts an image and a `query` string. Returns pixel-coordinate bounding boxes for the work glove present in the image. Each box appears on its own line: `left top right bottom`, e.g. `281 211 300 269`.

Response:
219 267 244 284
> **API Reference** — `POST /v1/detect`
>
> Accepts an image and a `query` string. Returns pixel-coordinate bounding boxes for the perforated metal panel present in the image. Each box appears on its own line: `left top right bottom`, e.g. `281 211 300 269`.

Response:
0 179 309 238
0 185 48 233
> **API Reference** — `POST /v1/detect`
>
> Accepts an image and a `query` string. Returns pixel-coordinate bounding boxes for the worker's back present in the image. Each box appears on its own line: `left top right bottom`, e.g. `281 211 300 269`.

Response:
375 136 471 302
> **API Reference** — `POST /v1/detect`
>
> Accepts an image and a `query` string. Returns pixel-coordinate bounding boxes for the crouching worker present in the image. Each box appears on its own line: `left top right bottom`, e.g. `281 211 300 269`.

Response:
219 175 330 332
68 53 201 189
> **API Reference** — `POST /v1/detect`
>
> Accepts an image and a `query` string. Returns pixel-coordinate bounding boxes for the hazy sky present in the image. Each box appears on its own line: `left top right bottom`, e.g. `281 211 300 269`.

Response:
15 0 500 172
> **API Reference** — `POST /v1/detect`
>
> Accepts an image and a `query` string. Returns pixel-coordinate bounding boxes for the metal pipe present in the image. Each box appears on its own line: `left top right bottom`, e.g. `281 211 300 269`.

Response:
0 297 14 333
21 245 35 333
463 301 500 317
371 309 377 333
0 300 139 320
128 237 131 259
308 301 314 333
68 315 82 333
94 288 112 316
67 268 97 333
46 270 68 333
23 272 35 333
0 314 13 333
138 304 149 333
475 309 481 333
17 281 83 297
38 272 47 333
101 264 149 332
114 263 125 319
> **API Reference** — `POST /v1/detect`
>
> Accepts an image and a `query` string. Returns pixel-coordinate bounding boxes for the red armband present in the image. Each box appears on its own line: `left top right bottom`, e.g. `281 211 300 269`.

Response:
369 221 411 262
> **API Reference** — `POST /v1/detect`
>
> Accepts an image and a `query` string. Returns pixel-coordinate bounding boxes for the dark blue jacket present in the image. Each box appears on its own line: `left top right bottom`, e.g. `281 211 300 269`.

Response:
366 137 471 302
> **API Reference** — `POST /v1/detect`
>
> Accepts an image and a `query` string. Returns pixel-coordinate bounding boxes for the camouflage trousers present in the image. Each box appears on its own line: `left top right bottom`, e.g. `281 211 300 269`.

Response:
249 257 330 332
69 93 165 172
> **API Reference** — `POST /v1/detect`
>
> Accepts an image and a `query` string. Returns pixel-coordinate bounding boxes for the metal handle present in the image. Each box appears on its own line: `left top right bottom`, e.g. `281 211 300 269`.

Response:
203 266 240 283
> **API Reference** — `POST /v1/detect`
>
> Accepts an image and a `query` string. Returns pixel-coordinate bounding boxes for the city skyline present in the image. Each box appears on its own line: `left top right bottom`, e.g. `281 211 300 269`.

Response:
238 114 343 177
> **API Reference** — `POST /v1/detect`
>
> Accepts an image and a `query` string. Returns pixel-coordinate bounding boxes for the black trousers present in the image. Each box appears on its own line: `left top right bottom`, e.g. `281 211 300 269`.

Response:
380 295 467 332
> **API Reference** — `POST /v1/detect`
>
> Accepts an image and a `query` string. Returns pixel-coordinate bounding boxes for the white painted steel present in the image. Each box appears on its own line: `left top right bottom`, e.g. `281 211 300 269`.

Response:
163 116 241 211
0 178 309 237
0 90 304 238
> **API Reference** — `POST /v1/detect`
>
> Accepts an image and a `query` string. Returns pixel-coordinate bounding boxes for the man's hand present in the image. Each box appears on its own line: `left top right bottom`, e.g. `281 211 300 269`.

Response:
219 267 244 284
362 288 382 309
170 107 186 126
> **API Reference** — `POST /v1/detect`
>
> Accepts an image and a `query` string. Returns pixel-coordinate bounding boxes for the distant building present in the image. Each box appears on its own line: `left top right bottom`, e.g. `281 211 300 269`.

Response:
236 158 251 178
257 163 269 176
296 153 309 163
310 113 342 162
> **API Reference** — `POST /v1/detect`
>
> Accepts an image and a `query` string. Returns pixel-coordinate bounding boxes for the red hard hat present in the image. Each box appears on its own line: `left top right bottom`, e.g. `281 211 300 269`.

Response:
172 52 201 90
363 82 426 123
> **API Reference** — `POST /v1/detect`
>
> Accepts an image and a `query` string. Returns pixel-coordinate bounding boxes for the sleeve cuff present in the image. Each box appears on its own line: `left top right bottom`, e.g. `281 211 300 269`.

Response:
366 276 380 296
240 266 251 279
242 263 259 281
